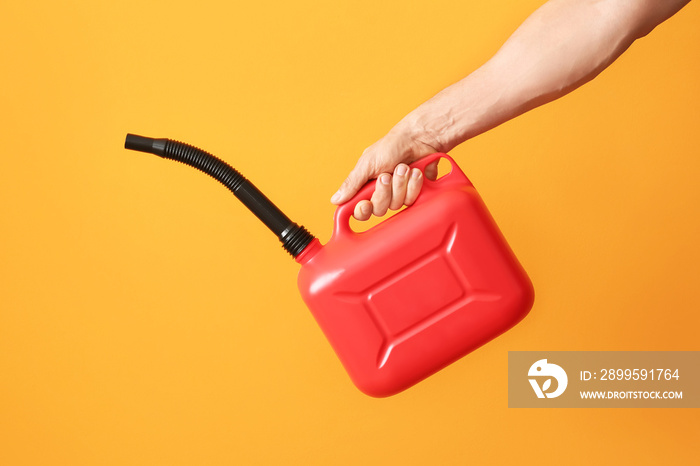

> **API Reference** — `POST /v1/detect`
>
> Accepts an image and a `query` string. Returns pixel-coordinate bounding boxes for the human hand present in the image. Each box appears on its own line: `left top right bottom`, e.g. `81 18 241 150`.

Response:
330 128 440 221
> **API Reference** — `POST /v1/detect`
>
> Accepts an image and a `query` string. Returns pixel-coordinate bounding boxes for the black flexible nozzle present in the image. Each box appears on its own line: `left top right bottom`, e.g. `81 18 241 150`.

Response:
124 133 315 258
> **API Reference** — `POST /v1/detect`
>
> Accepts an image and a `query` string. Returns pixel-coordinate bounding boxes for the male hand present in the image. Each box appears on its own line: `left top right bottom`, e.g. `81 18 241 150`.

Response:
330 129 439 221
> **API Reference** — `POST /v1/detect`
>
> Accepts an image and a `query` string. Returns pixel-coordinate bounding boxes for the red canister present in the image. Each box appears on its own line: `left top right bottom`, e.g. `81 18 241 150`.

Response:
296 153 534 397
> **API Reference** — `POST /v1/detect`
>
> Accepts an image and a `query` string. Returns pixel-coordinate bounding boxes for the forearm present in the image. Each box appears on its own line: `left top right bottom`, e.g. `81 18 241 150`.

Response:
395 0 690 152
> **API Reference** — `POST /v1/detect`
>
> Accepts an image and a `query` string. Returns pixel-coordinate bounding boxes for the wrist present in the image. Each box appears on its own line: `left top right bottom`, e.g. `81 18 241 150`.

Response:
392 62 508 154
394 83 482 154
392 110 455 155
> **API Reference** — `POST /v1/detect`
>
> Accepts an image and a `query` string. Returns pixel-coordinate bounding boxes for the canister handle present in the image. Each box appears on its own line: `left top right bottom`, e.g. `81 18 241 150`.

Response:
332 153 471 239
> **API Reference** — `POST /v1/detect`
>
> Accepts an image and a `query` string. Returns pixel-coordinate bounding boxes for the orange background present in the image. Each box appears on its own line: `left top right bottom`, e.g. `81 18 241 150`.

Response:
1 1 698 464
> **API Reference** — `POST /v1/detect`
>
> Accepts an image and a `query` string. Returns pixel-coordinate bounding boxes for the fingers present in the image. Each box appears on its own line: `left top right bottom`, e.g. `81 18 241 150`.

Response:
404 168 423 206
370 173 392 217
368 163 412 215
352 167 423 220
353 200 373 221
372 164 423 214
389 164 409 210
351 174 392 221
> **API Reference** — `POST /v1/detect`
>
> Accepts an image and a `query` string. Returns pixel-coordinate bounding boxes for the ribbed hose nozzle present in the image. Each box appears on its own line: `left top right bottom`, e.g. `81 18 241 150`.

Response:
125 134 316 259
280 224 316 257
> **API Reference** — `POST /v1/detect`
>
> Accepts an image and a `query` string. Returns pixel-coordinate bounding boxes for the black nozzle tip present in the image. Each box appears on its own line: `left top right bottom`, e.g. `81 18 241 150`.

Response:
125 133 166 156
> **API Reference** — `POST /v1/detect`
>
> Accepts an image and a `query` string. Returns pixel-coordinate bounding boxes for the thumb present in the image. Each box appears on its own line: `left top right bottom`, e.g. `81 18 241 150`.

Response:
330 162 372 204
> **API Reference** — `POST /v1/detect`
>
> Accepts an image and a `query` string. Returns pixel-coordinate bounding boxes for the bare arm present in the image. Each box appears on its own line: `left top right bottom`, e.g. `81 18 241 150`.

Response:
331 0 691 220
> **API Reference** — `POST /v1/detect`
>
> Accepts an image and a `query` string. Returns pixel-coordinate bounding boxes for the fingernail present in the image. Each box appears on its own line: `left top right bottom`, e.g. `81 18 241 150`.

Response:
380 174 391 185
412 168 422 178
360 203 371 215
396 164 408 176
331 191 342 203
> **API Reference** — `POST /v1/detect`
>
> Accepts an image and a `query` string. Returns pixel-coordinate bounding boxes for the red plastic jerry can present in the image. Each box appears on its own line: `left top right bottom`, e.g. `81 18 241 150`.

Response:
124 135 532 398
296 153 534 397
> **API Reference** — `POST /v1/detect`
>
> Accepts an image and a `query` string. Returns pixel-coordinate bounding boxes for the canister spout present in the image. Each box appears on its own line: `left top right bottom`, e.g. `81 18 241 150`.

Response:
124 134 316 258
